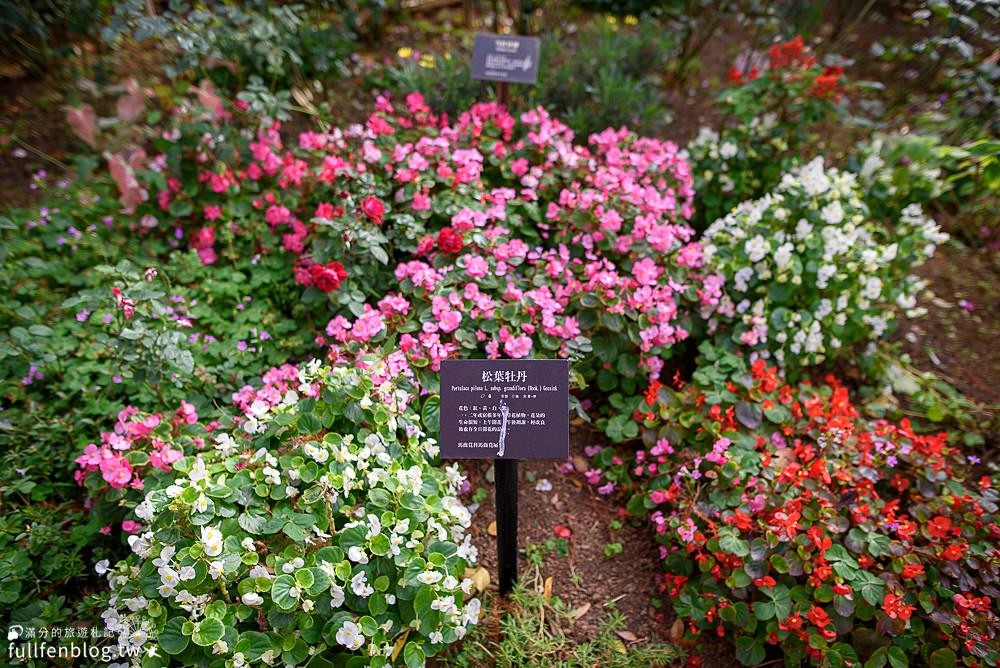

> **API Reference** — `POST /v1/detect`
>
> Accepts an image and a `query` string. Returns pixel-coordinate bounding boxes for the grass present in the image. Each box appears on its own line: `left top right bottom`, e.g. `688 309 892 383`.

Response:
441 568 682 667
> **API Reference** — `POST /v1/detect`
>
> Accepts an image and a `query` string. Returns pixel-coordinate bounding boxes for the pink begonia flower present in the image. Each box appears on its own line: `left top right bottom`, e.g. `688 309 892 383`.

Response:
438 310 462 333
632 257 661 286
650 489 669 505
412 191 431 211
121 520 143 534
464 255 489 278
352 306 386 341
503 334 533 359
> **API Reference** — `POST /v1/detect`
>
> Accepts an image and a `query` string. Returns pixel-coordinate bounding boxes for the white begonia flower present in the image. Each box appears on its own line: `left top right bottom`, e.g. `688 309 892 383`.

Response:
194 495 209 513
744 235 768 263
242 592 264 606
128 533 154 557
417 569 443 585
95 559 110 575
214 433 238 456
734 267 754 292
189 457 207 483
429 631 444 644
330 584 346 608
719 141 738 159
209 561 225 580
464 597 482 625
863 276 883 300
212 640 229 656
152 545 175 568
124 596 147 612
241 537 256 552
336 621 365 650
128 629 148 646
134 500 154 521
178 566 196 581
348 546 369 564
351 571 374 597
249 564 271 580
774 242 795 271
200 526 223 557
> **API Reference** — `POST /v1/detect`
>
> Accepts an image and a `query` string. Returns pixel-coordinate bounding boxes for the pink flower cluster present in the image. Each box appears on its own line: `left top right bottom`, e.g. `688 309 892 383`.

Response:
75 405 203 491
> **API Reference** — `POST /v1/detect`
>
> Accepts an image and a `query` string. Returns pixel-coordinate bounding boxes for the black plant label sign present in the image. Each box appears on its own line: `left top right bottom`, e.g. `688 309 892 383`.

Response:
470 33 541 85
439 359 569 460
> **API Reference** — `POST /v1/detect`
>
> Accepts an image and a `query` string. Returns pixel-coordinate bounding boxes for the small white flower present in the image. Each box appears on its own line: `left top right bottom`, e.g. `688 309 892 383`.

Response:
336 621 365 650
242 592 264 606
417 569 443 585
744 235 768 263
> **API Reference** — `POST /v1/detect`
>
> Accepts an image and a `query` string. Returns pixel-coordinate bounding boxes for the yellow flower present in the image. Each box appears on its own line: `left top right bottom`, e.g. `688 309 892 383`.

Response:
397 47 413 59
419 54 435 69
605 14 617 24
624 14 638 25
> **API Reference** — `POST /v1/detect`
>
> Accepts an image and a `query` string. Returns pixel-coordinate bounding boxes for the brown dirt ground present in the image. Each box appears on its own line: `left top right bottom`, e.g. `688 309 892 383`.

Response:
447 421 736 666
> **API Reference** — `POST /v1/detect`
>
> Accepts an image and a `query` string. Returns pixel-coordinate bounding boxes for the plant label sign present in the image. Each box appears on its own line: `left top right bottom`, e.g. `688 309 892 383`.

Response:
439 359 569 460
470 33 541 85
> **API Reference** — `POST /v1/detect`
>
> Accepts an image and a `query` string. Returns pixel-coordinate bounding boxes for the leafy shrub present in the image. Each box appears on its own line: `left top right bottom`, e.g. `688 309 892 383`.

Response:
589 346 1000 666
380 21 673 137
377 50 491 119
851 132 951 223
700 157 947 372
532 21 674 138
0 0 102 71
0 161 314 630
869 0 999 141
686 36 849 228
102 0 355 93
94 356 482 666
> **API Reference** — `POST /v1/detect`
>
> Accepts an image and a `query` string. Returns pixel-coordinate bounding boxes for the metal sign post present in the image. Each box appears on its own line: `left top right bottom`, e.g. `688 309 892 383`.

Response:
439 359 569 596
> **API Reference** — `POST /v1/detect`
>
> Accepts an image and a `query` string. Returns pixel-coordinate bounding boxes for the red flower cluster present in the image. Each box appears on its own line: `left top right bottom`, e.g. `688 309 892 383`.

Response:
591 352 1000 665
768 36 815 70
360 195 386 225
311 261 347 292
436 226 464 254
808 66 844 100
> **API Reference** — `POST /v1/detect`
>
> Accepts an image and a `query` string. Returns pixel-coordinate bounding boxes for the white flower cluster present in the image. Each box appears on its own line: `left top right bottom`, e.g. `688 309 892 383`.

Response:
702 157 946 368
855 133 947 218
97 358 481 666
684 115 780 195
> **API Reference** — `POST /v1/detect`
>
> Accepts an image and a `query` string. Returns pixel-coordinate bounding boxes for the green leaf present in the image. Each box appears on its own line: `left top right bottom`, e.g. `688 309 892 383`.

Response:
158 617 189 655
403 641 426 668
928 649 956 668
888 647 908 668
421 396 440 433
272 574 300 611
735 636 765 666
191 617 225 647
